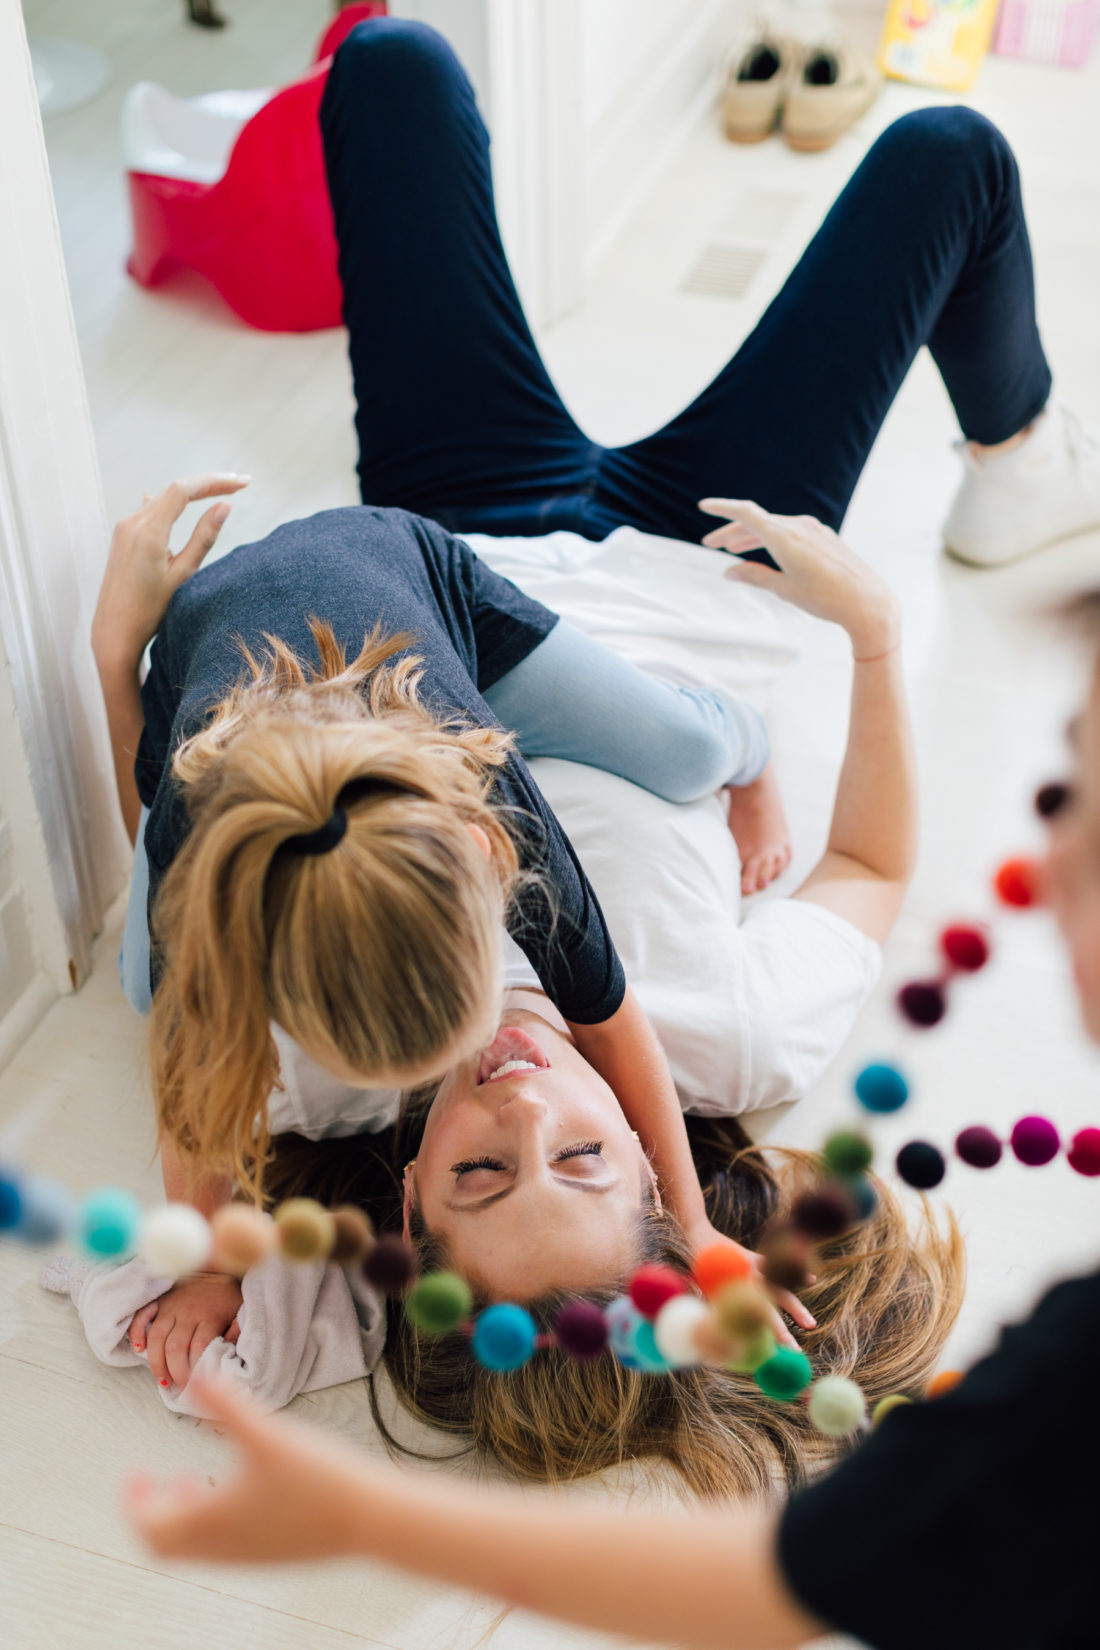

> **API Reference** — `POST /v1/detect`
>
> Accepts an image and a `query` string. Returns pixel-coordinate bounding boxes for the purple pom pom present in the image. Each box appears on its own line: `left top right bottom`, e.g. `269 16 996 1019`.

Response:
556 1301 609 1361
1010 1115 1060 1167
897 980 947 1028
363 1234 416 1294
955 1126 1003 1169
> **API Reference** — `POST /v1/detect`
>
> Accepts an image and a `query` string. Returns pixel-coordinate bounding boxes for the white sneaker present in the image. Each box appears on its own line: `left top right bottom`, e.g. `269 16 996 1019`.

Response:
943 405 1100 567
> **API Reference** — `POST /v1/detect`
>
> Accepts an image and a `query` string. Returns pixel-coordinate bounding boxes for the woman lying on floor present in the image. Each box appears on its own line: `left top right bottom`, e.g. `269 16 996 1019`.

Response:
91 11 1088 1484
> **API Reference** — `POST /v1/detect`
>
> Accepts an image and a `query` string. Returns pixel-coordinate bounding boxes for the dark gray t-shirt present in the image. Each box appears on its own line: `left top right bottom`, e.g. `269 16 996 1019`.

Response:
135 505 626 1024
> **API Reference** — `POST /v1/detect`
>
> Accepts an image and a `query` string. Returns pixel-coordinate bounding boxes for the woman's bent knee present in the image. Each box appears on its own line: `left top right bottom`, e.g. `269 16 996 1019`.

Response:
869 107 1016 193
331 16 467 91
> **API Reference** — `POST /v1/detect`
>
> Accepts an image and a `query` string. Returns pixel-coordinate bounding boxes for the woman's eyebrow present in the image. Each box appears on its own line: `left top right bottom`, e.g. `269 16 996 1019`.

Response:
444 1181 615 1214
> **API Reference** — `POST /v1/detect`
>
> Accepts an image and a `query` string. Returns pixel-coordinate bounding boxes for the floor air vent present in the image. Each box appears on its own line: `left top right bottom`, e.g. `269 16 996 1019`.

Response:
680 242 768 301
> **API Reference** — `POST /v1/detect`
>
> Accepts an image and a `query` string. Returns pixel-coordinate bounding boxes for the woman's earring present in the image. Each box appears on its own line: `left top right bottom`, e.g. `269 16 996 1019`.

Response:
404 1159 417 1172
630 1130 640 1142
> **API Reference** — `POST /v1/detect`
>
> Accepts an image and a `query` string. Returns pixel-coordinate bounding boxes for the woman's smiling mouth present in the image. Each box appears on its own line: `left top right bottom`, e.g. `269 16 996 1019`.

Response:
476 1026 552 1085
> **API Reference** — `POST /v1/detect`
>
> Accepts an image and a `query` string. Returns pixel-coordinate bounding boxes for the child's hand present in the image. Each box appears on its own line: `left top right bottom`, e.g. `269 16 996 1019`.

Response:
91 473 249 673
128 1273 244 1389
128 1374 375 1563
685 1224 815 1350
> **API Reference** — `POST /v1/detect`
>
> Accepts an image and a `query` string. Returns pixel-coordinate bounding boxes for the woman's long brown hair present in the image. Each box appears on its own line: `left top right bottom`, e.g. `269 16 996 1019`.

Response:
264 1108 965 1501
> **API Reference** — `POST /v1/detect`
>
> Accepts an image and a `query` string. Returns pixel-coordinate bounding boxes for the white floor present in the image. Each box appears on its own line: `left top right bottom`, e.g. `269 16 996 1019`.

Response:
6 1 1100 1646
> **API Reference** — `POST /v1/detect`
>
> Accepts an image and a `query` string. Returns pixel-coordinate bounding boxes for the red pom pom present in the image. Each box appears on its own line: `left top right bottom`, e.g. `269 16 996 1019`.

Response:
940 924 991 973
1067 1128 1100 1177
897 980 947 1027
692 1242 753 1299
1010 1115 1060 1167
993 858 1042 909
629 1264 687 1320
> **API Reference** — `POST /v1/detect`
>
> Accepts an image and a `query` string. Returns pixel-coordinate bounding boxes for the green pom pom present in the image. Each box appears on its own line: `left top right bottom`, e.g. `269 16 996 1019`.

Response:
754 1346 813 1401
725 1327 776 1373
872 1393 913 1429
823 1130 873 1177
406 1270 473 1334
808 1375 866 1436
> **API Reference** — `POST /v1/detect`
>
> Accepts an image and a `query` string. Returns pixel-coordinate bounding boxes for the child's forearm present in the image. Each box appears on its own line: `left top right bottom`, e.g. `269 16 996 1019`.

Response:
345 1464 817 1650
567 986 708 1237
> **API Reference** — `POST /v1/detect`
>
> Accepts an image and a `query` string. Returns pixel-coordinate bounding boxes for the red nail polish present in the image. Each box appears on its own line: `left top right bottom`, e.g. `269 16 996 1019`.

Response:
159 1378 169 1387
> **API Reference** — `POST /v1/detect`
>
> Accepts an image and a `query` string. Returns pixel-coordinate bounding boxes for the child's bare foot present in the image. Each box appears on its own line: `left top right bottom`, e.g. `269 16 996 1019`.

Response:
725 763 792 895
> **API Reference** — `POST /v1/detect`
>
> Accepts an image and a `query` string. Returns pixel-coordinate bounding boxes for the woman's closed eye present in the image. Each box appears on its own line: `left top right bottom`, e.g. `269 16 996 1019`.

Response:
451 1141 604 1177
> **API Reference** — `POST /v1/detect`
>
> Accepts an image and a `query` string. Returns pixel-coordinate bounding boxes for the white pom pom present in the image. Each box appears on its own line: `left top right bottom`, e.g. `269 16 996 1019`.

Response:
653 1295 709 1367
138 1203 213 1280
808 1375 866 1437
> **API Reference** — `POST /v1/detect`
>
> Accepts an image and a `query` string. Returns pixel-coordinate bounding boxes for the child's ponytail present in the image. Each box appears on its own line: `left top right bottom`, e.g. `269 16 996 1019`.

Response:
151 621 519 1202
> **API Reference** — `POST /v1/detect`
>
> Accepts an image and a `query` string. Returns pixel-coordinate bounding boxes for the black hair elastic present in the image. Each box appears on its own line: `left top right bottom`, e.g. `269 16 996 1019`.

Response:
287 808 348 857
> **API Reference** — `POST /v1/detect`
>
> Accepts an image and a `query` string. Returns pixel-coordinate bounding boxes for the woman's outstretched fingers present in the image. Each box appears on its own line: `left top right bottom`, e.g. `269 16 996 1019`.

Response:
128 1300 159 1354
774 1287 816 1331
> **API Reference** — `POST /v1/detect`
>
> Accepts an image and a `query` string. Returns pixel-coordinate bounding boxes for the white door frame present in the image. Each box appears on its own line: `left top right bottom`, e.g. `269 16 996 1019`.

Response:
0 2 129 1005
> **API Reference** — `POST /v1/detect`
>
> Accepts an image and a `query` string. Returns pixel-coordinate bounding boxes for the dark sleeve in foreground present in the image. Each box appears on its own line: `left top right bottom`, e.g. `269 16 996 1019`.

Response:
778 1267 1100 1650
496 756 626 1026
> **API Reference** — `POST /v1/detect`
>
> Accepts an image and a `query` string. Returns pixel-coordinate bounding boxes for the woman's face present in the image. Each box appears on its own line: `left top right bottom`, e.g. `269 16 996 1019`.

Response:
408 992 658 1301
1045 658 1100 1041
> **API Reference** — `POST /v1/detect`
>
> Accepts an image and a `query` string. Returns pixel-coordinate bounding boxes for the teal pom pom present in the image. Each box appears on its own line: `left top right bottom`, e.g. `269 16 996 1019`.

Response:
854 1063 910 1114
754 1346 813 1401
406 1271 473 1334
841 1173 878 1222
472 1303 537 1371
0 1169 24 1232
605 1295 645 1369
629 1317 674 1373
78 1187 142 1258
16 1178 73 1246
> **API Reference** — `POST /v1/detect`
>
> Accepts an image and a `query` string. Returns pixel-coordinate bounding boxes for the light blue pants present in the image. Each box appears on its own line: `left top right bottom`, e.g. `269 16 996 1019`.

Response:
120 618 767 1015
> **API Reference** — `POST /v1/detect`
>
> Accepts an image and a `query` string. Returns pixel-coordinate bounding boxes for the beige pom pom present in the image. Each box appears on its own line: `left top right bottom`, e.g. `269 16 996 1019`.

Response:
330 1205 375 1265
274 1198 336 1262
210 1204 279 1276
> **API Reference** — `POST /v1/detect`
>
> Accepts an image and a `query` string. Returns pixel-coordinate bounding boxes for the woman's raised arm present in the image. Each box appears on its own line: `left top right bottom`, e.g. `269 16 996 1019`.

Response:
91 474 249 842
700 500 916 943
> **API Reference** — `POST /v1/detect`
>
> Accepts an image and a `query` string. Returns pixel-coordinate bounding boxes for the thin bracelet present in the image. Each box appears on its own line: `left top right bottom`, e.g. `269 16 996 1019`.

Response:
852 643 900 665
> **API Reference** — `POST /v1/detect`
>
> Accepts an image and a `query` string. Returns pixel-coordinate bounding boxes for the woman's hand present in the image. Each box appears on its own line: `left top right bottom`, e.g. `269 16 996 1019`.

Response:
698 498 900 659
128 1374 376 1563
128 1273 244 1389
91 473 250 672
684 1222 815 1351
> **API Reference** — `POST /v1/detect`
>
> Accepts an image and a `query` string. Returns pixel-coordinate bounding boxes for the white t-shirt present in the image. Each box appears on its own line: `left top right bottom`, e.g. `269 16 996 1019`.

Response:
266 528 881 1139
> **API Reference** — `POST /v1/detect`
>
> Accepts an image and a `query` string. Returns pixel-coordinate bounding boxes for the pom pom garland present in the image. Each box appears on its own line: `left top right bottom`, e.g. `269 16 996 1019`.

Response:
897 980 947 1028
363 1234 416 1295
895 1141 947 1191
405 1271 474 1334
210 1205 279 1275
760 1225 813 1292
993 857 1042 908
0 1170 23 1231
138 1203 213 1280
273 1198 336 1262
472 1303 538 1371
854 1063 910 1113
928 1370 964 1399
1034 781 1071 820
1010 1115 1060 1167
629 1318 675 1373
79 1187 142 1258
823 1131 873 1177
791 1187 853 1240
330 1206 375 1265
556 1301 609 1361
1067 1128 1100 1177
841 1173 878 1222
940 923 991 973
872 1394 913 1428
754 1346 813 1401
724 1327 777 1374
629 1264 687 1320
652 1296 709 1368
955 1126 1003 1169
14 1177 71 1246
692 1242 754 1298
808 1376 866 1437
713 1280 771 1342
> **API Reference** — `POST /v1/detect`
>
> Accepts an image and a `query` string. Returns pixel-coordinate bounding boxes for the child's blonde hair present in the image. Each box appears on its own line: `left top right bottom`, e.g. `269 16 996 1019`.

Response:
151 619 519 1201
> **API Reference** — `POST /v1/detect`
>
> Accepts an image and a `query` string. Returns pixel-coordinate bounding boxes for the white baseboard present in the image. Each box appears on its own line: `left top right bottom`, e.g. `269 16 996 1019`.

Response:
583 0 731 280
0 972 56 1076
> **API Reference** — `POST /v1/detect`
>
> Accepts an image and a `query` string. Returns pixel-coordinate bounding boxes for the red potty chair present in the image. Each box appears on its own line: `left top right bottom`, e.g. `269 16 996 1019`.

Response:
122 3 385 332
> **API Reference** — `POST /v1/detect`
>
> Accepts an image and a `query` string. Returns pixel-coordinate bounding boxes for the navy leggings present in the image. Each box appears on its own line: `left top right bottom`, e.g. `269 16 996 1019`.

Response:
320 18 1051 543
